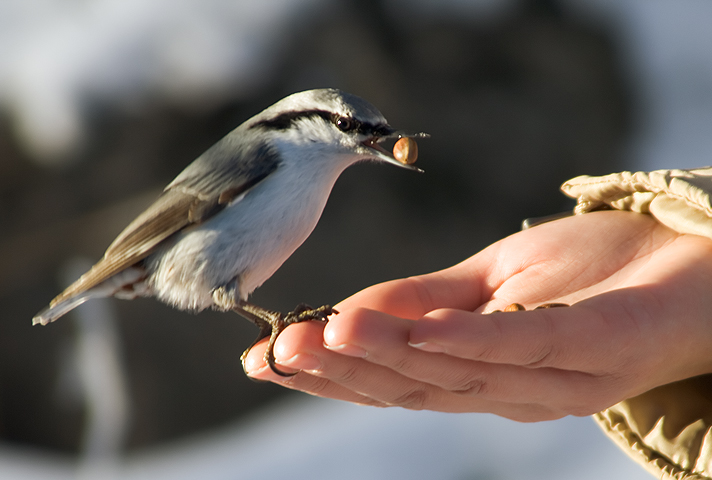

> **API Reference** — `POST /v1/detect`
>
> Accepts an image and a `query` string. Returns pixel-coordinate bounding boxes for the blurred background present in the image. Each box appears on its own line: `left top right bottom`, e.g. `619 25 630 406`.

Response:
1 0 710 478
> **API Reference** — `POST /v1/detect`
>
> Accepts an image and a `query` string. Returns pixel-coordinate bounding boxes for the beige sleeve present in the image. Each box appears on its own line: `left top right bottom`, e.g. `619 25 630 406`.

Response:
561 168 712 480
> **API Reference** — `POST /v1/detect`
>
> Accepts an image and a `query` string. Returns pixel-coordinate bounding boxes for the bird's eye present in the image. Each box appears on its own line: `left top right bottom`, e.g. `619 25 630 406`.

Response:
335 116 356 132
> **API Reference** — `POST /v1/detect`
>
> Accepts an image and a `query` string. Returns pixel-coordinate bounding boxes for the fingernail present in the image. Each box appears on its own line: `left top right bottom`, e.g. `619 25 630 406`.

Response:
280 353 322 371
324 343 368 358
408 341 445 353
242 353 263 374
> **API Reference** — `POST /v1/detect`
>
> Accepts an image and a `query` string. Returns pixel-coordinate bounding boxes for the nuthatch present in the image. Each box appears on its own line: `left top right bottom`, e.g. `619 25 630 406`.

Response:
33 88 427 376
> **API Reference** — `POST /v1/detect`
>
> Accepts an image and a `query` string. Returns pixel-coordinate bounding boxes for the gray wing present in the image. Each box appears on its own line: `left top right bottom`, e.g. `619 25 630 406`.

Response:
51 140 280 306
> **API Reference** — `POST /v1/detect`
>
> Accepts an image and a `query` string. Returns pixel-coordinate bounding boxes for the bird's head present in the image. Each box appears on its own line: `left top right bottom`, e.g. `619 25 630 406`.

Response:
247 88 426 172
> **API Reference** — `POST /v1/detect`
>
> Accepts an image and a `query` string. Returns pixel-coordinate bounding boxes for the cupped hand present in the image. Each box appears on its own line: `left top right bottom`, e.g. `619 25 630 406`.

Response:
244 211 712 421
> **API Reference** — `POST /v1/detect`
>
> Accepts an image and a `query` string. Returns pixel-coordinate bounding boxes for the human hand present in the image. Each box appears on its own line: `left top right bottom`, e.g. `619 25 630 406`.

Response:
244 211 712 421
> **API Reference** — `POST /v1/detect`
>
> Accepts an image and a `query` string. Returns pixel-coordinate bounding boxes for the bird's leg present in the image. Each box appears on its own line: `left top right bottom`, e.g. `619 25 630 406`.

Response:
234 301 338 377
234 307 273 355
233 302 286 376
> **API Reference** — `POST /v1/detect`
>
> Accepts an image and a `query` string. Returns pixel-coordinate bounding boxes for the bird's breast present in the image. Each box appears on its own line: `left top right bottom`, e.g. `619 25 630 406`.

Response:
147 160 345 311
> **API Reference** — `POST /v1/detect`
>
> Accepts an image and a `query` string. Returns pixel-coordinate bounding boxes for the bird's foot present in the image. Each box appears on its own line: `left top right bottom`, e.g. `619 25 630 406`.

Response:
237 302 338 377
284 303 337 326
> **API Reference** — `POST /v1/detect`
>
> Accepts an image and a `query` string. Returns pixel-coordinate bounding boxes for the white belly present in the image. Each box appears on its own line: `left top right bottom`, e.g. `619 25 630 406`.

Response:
145 161 343 311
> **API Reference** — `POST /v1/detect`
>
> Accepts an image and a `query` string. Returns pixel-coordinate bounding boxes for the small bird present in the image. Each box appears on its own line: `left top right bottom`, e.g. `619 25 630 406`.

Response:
33 88 425 376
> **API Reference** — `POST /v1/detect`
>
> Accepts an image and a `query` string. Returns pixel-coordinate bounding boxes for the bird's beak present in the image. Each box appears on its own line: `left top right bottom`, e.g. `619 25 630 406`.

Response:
361 132 428 173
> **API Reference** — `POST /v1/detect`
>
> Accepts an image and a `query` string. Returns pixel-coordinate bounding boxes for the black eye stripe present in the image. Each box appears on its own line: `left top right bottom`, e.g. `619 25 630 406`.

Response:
250 110 332 130
251 109 391 136
371 124 395 136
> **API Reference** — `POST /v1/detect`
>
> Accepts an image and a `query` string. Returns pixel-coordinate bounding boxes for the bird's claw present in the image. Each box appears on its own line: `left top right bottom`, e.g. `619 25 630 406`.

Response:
284 303 338 326
239 303 338 377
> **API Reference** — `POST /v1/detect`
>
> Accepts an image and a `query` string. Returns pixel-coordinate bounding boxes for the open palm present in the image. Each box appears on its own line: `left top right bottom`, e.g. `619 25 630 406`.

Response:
246 211 712 421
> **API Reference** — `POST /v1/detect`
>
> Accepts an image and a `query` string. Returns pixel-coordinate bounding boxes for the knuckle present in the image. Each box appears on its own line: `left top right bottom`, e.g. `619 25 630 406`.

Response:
302 376 333 395
449 376 489 396
522 344 557 368
390 354 416 374
472 342 499 362
336 364 362 384
520 313 560 368
405 276 437 312
391 387 430 410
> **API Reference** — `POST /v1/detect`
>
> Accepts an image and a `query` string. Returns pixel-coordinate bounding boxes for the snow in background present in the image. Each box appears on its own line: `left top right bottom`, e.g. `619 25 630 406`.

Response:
0 0 316 164
0 394 651 480
3 0 710 169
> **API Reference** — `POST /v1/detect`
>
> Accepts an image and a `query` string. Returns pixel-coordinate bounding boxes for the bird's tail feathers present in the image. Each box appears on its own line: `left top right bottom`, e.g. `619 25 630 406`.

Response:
32 293 97 325
32 267 146 325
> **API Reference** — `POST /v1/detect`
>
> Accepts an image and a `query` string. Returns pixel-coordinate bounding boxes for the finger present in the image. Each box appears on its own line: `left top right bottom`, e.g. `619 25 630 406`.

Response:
334 264 490 319
244 323 390 407
247 318 570 421
409 296 645 373
323 307 626 413
259 316 486 412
